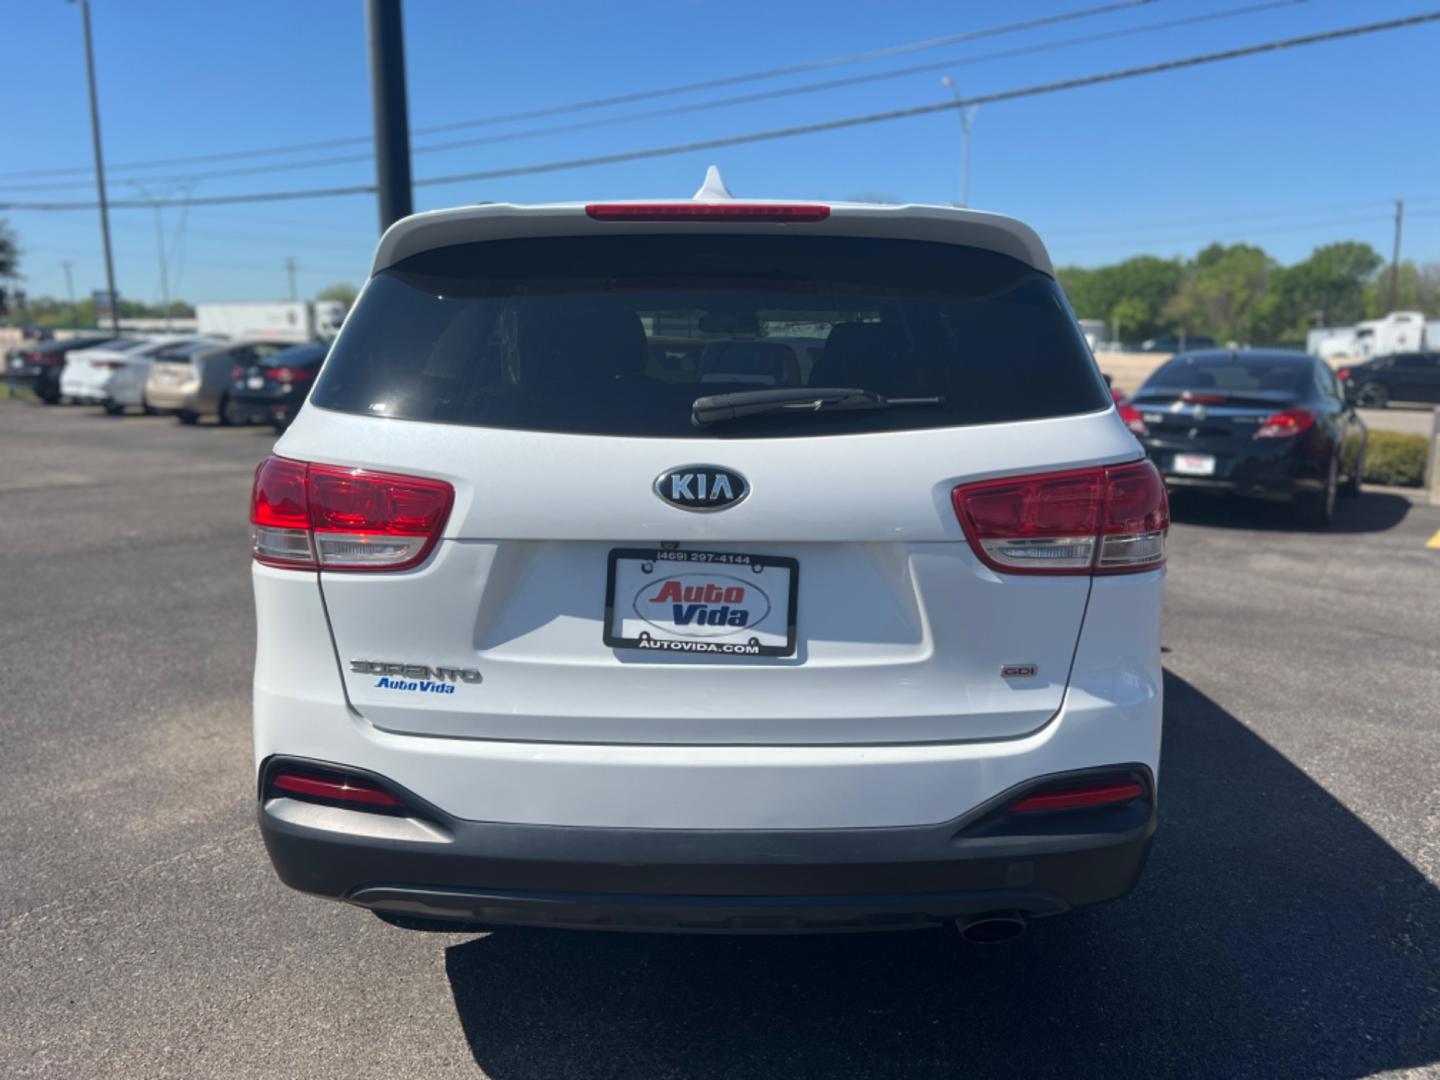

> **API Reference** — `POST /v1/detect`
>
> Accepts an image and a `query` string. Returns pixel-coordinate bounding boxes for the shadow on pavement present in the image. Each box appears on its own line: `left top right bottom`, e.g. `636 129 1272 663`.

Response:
1168 489 1412 534
442 671 1439 1079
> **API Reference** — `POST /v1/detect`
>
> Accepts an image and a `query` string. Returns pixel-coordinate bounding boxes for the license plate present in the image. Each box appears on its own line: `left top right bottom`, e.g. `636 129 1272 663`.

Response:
604 548 798 657
1172 453 1216 476
247 376 266 390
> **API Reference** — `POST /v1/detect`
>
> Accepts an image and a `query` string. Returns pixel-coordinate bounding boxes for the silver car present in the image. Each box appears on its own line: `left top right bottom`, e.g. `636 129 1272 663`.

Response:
146 339 297 424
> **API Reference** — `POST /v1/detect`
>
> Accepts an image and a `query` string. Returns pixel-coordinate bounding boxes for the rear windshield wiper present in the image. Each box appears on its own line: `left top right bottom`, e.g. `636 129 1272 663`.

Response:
692 387 944 426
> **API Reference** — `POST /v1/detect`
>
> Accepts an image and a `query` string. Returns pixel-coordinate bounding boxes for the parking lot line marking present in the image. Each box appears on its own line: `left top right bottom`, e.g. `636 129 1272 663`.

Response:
1427 530 1440 550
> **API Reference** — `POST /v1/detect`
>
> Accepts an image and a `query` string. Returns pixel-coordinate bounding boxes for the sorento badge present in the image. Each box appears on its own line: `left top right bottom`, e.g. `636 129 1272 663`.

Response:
654 465 749 512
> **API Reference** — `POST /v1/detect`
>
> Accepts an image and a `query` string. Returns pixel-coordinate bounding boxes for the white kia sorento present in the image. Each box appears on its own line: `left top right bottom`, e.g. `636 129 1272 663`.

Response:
252 172 1168 940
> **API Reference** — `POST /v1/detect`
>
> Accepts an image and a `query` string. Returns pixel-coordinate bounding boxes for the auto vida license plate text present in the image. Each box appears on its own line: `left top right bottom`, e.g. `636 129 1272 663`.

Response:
604 548 799 657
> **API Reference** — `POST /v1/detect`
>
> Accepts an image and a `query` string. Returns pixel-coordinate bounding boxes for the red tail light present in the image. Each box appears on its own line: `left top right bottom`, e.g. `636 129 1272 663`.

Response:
1180 391 1228 404
586 203 831 222
251 455 454 572
1336 368 1350 381
1010 780 1145 813
267 366 315 384
1253 408 1315 439
1117 401 1149 436
269 770 404 809
952 461 1168 575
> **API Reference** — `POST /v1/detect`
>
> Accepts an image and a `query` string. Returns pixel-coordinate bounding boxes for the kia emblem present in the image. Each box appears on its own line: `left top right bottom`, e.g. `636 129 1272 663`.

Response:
654 465 749 512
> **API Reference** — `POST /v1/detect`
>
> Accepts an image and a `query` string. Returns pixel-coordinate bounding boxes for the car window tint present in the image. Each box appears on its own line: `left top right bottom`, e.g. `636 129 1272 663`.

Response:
311 235 1110 438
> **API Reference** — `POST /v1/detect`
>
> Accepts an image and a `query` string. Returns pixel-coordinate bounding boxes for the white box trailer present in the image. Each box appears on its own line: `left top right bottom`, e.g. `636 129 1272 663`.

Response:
1308 311 1428 360
195 301 347 343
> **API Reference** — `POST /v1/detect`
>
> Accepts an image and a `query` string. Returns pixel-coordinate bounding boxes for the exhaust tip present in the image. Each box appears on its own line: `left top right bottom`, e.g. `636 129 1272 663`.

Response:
957 911 1027 944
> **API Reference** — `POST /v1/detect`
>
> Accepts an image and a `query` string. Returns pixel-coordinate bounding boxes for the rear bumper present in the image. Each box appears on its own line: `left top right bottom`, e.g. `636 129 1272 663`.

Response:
259 759 1156 932
1142 441 1318 500
145 384 200 411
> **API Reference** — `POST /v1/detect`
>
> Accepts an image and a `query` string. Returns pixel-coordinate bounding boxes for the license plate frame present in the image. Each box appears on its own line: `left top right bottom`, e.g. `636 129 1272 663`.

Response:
604 548 799 658
1172 452 1217 477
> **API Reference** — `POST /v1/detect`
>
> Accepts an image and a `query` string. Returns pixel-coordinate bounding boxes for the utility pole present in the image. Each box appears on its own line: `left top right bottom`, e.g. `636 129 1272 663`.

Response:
1386 198 1404 313
366 0 413 232
285 256 297 301
941 76 980 208
60 261 76 319
74 0 120 333
151 203 172 330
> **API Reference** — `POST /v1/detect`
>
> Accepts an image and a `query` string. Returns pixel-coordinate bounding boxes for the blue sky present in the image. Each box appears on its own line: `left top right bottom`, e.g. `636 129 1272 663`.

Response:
5 0 1439 305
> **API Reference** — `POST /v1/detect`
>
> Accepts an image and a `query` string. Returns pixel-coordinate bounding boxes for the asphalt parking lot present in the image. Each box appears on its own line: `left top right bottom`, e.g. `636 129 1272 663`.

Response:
3 401 1438 1079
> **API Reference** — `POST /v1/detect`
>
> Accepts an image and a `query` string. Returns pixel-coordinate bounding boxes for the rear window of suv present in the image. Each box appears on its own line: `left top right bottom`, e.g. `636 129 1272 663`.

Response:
310 234 1109 438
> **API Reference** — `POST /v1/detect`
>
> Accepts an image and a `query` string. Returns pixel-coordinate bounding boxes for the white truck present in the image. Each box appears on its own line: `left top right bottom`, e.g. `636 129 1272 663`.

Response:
194 301 347 343
1309 311 1427 360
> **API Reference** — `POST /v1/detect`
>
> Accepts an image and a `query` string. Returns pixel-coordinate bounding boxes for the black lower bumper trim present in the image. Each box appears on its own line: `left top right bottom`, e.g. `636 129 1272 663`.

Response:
258 758 1156 933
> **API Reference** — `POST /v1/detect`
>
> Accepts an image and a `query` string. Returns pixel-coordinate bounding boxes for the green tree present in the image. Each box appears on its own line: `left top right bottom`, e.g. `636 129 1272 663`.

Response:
1363 261 1440 318
1264 241 1382 338
1058 255 1185 342
0 218 19 317
0 219 17 279
316 282 359 306
1163 243 1275 343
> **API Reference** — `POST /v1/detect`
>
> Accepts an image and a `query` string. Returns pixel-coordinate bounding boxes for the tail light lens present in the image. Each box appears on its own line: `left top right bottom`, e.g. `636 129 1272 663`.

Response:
267 366 315 384
1336 368 1350 381
1253 408 1315 439
231 365 246 380
250 455 454 572
586 203 830 222
952 460 1168 575
1117 401 1149 436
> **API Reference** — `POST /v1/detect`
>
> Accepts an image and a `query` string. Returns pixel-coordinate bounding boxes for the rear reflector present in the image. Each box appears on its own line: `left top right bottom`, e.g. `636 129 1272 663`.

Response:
586 203 830 222
251 456 454 572
1009 780 1145 813
270 771 404 808
1253 408 1316 439
952 461 1168 575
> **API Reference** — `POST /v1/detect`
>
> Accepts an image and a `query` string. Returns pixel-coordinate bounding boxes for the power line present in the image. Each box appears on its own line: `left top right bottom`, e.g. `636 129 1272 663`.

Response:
0 0 1156 181
0 0 1299 194
5 11 1438 213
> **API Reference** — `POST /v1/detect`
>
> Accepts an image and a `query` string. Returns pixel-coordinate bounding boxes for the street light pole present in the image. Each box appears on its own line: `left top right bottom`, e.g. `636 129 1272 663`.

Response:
941 76 980 208
366 0 414 232
74 0 120 333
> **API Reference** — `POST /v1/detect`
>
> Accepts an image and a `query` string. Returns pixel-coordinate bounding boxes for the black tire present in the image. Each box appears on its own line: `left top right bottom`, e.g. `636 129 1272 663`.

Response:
1355 382 1388 409
1294 456 1337 528
271 418 288 433
177 410 200 425
103 402 124 416
217 394 234 427
1339 445 1364 497
39 393 61 406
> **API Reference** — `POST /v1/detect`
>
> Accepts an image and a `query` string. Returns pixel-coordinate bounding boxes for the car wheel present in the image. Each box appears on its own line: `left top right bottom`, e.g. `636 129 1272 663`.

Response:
39 393 60 406
1339 445 1364 497
103 402 124 416
1355 382 1388 408
177 410 200 425
1294 456 1337 528
217 394 234 427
